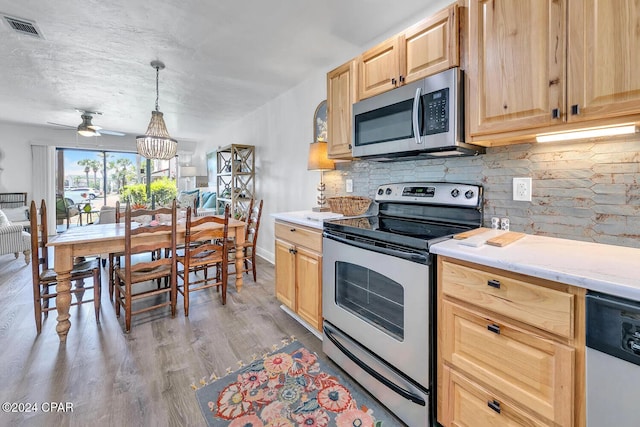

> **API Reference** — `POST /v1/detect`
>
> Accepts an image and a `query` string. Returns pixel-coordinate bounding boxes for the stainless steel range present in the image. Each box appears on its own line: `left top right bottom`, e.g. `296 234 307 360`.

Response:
322 182 483 426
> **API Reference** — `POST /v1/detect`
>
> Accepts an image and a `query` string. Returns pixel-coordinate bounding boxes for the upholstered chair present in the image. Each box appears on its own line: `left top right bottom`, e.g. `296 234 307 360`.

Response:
0 208 31 263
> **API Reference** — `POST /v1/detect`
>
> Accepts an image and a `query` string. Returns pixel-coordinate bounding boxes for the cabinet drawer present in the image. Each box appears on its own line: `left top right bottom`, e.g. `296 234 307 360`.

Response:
442 300 574 425
444 367 549 427
441 260 574 338
274 221 322 252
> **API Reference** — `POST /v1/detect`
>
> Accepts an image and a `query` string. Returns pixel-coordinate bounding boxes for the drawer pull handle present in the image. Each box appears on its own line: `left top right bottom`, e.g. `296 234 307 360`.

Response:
488 400 501 414
487 324 501 334
487 279 501 289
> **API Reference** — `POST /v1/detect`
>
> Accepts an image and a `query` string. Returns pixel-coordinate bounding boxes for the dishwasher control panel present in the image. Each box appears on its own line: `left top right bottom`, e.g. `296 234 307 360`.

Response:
623 322 640 355
587 291 640 366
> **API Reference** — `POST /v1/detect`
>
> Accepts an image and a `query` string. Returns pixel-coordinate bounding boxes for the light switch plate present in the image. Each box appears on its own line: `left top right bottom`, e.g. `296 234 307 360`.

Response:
346 179 353 193
513 177 532 201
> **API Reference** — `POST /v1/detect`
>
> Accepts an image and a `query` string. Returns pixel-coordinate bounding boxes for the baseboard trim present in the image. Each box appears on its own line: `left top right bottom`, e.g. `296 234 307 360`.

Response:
279 304 322 340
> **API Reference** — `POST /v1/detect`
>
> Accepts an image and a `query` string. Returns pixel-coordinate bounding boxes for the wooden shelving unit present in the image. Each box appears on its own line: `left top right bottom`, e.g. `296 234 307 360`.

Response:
216 144 255 219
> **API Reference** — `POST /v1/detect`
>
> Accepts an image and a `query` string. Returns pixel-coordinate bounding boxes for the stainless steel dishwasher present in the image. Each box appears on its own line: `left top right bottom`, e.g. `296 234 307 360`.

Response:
586 291 640 426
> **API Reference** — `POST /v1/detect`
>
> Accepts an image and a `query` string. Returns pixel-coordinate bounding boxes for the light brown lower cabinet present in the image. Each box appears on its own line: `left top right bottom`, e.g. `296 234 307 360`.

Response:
443 367 549 427
437 256 586 427
274 220 322 331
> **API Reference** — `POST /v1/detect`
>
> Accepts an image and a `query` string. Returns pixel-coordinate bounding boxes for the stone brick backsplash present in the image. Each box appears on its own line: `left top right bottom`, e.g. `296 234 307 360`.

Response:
324 135 640 248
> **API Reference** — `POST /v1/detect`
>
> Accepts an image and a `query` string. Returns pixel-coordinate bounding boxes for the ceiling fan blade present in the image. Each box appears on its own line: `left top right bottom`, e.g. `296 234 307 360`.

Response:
47 121 76 129
97 129 126 137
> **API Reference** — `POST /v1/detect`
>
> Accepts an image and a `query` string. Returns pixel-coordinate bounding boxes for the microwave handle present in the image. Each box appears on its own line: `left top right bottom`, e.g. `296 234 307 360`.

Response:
412 87 422 144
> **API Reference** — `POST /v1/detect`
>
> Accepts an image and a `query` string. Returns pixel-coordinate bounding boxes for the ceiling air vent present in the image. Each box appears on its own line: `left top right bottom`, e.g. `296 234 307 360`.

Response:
3 15 42 38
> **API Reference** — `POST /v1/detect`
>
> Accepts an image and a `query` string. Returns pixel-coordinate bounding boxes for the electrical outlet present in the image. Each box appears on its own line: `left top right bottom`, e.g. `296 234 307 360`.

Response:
513 177 532 201
346 179 353 193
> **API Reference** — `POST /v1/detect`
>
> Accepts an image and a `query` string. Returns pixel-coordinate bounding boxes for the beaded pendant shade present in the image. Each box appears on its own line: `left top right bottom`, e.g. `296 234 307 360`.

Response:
136 60 177 160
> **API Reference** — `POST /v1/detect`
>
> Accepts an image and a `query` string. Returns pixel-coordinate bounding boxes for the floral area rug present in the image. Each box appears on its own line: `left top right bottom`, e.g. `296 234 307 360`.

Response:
194 340 398 426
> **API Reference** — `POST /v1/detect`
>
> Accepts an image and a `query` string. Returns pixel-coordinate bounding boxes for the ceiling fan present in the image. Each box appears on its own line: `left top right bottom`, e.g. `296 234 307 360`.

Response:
48 110 126 137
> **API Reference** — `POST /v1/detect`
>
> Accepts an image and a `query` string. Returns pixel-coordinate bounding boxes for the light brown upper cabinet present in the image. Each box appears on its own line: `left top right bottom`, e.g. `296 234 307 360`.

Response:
467 0 640 145
467 0 565 138
568 0 640 123
327 60 357 159
358 4 459 101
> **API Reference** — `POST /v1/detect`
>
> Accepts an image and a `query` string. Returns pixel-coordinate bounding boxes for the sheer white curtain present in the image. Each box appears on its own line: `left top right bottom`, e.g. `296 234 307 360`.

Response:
31 144 56 233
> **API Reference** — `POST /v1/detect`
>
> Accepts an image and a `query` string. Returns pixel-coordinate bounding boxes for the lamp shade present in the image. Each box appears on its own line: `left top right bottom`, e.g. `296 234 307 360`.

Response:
181 166 197 177
307 141 335 171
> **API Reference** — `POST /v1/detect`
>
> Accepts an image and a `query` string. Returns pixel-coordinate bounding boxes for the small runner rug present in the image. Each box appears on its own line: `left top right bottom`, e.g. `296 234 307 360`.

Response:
194 340 396 426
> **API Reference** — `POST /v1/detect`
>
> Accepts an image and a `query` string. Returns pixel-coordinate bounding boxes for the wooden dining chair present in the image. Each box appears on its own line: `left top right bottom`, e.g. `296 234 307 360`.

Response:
107 201 123 301
229 199 263 282
108 201 157 301
29 200 101 333
176 205 230 316
113 201 177 332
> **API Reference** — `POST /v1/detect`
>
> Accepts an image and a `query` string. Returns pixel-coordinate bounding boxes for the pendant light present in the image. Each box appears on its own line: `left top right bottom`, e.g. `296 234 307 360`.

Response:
136 60 177 160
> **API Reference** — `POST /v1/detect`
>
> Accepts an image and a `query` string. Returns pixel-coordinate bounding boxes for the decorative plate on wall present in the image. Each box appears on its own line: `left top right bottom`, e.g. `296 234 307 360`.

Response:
314 100 327 142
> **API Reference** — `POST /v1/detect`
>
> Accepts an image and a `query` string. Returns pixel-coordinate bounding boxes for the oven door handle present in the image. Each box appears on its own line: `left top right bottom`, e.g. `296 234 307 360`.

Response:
324 233 428 263
324 324 427 406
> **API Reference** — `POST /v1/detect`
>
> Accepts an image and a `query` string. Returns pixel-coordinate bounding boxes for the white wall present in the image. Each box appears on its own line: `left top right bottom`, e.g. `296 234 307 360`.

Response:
194 71 327 263
0 123 33 194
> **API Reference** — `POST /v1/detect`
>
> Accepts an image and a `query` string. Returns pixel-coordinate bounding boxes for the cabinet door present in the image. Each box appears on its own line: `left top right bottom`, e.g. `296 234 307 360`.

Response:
403 4 459 85
358 37 400 100
295 246 322 331
275 239 295 310
568 0 640 122
442 300 574 426
327 60 356 159
467 0 565 136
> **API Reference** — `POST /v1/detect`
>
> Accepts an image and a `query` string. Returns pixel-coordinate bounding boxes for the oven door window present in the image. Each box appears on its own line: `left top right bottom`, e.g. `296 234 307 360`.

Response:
335 261 404 341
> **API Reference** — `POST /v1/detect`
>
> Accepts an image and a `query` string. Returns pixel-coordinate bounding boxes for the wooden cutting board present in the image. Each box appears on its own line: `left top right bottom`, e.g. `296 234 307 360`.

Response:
453 227 491 239
486 231 525 247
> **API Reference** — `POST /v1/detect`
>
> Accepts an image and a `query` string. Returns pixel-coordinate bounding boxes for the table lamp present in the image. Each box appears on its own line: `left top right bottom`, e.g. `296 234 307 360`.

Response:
181 166 197 191
307 141 335 212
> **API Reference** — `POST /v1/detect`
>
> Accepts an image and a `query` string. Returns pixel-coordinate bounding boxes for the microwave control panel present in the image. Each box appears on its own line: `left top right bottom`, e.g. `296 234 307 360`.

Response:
423 88 449 135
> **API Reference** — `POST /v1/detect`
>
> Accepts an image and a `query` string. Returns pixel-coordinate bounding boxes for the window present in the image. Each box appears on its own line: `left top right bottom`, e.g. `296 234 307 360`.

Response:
56 148 177 209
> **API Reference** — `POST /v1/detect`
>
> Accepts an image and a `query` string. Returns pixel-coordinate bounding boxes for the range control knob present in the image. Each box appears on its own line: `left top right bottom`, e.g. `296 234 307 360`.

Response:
385 187 392 195
451 189 460 198
465 190 475 199
377 188 384 195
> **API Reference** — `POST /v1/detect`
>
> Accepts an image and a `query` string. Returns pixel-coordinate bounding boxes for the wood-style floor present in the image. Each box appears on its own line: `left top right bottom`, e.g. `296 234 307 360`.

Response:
0 253 338 426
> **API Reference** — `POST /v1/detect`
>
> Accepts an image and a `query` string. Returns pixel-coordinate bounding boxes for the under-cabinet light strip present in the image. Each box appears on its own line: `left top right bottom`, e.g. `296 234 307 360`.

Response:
536 123 636 142
536 124 637 143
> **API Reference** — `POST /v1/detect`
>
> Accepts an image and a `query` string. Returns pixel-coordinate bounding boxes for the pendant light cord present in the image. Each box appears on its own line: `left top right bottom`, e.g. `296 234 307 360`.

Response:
155 65 160 112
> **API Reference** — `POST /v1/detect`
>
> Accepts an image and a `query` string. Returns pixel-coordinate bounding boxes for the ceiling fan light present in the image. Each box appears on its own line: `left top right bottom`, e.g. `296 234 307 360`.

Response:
137 61 177 160
77 114 100 137
78 128 99 137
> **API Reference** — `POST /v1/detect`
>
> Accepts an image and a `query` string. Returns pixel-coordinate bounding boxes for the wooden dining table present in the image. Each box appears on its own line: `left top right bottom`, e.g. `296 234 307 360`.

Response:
47 218 246 342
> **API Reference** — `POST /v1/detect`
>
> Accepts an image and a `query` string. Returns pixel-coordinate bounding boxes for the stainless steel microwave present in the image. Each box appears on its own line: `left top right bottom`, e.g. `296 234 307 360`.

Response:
352 67 484 160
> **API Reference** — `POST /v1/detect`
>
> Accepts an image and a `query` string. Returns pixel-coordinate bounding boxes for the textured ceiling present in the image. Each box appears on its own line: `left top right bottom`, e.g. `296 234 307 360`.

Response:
0 0 445 142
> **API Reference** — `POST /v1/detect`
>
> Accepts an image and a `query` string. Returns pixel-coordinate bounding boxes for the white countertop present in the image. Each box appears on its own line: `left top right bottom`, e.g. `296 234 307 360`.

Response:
430 232 640 301
271 210 343 230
